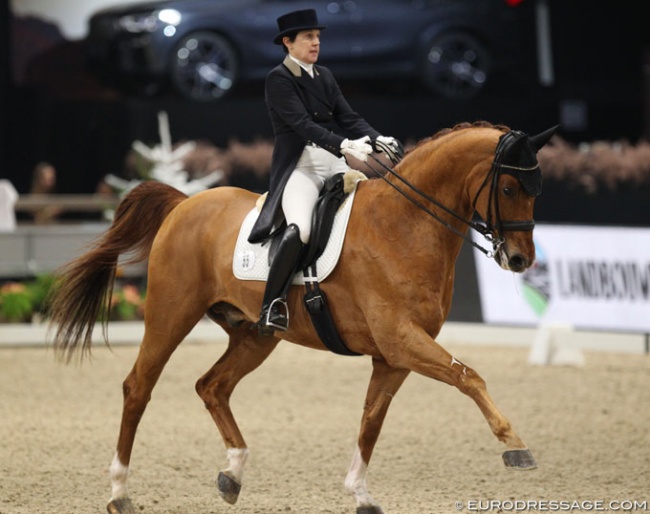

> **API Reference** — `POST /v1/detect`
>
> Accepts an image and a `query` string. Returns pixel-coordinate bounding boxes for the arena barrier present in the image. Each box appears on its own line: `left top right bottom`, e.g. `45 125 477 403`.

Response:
473 224 650 359
2 222 648 355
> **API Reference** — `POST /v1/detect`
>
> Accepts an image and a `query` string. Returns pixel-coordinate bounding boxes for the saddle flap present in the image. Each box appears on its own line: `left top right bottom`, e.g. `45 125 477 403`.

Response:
301 173 348 268
232 173 362 285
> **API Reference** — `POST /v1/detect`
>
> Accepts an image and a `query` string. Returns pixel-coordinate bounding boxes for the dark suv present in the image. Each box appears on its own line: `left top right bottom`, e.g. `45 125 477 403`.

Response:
86 0 535 102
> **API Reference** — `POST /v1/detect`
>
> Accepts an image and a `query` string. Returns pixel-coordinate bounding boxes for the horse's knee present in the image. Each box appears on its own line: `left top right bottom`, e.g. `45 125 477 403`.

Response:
455 366 486 397
454 367 516 442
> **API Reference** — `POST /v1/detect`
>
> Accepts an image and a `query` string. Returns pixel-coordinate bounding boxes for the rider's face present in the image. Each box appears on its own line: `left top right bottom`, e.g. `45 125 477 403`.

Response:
284 29 321 64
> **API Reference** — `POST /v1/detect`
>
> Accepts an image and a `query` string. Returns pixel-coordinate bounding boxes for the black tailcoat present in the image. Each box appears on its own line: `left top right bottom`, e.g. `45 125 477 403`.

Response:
248 56 380 243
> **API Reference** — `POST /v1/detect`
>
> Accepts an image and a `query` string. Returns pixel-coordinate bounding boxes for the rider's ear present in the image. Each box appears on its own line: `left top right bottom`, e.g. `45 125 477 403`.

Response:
530 125 560 152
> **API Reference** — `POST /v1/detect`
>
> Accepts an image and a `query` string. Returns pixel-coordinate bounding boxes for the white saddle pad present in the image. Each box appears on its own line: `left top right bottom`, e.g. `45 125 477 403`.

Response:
233 186 358 285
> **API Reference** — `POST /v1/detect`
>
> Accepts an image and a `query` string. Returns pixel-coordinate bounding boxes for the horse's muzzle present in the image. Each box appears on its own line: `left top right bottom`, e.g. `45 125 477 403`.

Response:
495 246 532 273
507 253 530 273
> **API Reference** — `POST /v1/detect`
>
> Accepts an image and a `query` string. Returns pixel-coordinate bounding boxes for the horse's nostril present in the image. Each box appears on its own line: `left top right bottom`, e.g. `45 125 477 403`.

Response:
508 254 527 272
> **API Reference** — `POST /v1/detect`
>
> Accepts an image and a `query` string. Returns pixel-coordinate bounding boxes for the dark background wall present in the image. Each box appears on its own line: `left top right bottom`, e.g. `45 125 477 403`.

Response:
2 1 650 209
0 0 10 179
2 0 649 323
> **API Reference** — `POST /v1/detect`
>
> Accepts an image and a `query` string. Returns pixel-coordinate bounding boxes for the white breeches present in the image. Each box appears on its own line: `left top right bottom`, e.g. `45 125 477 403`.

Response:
282 145 349 244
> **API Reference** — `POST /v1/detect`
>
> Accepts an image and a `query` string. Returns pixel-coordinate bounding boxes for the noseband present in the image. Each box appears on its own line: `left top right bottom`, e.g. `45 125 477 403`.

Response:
369 130 541 257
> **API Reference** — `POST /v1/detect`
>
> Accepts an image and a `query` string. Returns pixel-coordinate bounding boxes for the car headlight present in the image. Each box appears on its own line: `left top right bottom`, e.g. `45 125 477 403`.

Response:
117 9 181 33
158 9 182 26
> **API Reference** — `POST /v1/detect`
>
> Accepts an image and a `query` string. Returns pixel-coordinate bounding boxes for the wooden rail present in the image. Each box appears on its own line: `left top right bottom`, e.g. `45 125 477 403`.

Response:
0 222 146 278
14 194 120 213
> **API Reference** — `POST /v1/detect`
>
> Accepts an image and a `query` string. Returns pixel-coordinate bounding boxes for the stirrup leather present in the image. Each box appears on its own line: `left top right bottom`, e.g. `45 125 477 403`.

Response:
263 297 289 331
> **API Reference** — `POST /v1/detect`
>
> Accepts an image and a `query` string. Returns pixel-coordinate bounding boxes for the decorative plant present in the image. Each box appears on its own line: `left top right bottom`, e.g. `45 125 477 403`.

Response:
109 283 145 321
0 275 146 323
25 273 57 319
538 136 650 193
0 282 33 323
104 111 223 196
0 275 57 323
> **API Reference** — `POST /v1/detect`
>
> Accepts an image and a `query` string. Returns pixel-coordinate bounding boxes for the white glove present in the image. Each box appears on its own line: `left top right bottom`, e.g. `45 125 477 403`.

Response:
376 135 400 153
340 136 373 163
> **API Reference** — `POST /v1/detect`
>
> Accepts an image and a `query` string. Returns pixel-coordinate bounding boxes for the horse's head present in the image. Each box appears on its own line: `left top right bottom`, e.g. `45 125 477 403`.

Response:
473 125 558 273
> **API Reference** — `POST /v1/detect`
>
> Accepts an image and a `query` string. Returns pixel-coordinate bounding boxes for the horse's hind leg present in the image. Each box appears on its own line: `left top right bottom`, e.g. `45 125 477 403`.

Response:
195 324 280 505
107 308 205 514
345 358 410 514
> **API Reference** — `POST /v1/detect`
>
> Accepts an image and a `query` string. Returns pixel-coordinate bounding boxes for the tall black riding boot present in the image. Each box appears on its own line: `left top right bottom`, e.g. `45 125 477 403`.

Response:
258 224 304 335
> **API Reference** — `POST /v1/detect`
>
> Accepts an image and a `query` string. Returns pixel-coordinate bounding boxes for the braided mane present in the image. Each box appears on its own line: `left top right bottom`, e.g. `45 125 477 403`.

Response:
405 120 510 156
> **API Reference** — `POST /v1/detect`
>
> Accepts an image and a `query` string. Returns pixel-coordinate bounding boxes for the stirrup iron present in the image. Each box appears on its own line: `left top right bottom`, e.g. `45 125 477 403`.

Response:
264 298 289 331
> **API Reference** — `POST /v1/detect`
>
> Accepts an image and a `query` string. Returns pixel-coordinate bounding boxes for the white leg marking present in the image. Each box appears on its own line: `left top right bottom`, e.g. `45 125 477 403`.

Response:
451 356 467 375
344 446 379 508
109 452 129 501
223 447 249 484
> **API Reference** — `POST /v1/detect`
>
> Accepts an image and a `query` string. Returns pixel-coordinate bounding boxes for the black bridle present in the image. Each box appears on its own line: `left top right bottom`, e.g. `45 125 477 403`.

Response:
367 131 540 258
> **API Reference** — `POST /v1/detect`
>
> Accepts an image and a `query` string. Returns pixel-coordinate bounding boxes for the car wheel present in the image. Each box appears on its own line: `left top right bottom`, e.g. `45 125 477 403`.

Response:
421 31 490 99
170 31 239 102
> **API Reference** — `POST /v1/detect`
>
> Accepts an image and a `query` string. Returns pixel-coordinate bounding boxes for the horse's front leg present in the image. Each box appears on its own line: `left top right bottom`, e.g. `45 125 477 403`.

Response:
345 357 410 514
385 324 536 469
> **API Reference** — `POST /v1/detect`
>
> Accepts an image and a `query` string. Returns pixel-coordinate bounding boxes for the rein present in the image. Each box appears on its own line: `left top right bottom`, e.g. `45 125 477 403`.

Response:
368 134 536 257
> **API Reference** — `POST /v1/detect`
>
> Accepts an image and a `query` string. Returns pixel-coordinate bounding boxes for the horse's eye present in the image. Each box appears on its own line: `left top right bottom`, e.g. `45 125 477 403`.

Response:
503 187 515 198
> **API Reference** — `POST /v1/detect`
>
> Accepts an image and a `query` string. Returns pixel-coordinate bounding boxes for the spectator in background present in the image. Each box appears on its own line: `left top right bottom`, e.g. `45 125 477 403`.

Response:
29 161 62 223
0 179 18 232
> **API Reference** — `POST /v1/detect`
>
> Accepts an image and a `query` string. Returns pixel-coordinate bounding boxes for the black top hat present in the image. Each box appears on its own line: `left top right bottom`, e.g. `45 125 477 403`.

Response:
273 9 327 45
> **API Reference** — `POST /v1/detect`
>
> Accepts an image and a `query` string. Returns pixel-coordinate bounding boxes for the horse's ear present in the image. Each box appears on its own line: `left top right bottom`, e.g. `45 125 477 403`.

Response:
530 125 560 152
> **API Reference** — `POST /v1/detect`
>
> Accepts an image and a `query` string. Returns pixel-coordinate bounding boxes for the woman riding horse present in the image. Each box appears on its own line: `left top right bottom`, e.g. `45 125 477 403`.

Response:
251 8 400 334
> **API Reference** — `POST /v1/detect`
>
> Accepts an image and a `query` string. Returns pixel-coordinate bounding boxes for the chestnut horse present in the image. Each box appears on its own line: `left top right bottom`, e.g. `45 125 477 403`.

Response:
48 121 555 514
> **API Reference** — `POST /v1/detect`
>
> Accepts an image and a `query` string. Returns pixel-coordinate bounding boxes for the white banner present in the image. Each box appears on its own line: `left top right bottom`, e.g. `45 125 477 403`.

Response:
473 225 650 332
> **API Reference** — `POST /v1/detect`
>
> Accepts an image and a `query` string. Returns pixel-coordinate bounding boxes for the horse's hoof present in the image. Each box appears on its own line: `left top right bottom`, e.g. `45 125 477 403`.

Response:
357 506 385 514
502 448 538 470
106 498 136 514
217 471 241 505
